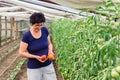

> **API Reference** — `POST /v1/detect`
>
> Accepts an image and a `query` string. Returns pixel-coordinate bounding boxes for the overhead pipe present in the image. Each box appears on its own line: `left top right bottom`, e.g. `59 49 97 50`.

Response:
21 0 95 17
0 6 22 12
1 0 72 16
0 9 63 21
0 8 63 21
0 1 14 6
1 0 91 19
21 0 80 15
22 7 81 20
0 12 31 18
22 7 64 19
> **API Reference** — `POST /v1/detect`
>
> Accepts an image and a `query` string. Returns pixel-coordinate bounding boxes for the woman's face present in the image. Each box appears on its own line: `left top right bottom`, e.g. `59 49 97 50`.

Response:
32 23 44 32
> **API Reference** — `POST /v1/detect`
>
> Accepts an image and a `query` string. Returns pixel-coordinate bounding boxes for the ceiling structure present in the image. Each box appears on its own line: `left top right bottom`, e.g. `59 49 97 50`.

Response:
49 0 120 9
0 0 85 21
1 0 116 21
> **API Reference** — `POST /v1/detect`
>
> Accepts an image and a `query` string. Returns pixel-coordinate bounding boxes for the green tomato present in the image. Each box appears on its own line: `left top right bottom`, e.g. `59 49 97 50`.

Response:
111 69 119 78
116 66 120 73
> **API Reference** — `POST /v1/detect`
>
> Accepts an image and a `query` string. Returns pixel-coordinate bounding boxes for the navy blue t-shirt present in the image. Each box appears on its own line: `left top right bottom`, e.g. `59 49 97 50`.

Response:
22 27 51 68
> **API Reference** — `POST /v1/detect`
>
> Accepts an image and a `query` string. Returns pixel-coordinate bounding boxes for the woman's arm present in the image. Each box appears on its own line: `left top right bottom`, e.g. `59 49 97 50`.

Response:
19 41 45 62
47 36 54 54
19 41 36 58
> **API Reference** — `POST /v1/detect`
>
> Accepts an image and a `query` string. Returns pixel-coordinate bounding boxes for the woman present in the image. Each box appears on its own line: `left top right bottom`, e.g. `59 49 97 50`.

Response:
19 12 57 80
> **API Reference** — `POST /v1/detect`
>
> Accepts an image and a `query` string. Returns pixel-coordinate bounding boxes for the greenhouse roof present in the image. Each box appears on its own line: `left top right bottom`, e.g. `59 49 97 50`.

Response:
0 0 112 21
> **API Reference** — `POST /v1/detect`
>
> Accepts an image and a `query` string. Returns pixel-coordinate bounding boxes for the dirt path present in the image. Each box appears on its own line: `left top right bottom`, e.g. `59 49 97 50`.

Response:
0 49 21 80
0 40 19 53
0 40 20 63
0 39 22 80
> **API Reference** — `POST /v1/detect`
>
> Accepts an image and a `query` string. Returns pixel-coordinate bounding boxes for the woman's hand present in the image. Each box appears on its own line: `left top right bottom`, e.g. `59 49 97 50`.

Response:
35 55 48 63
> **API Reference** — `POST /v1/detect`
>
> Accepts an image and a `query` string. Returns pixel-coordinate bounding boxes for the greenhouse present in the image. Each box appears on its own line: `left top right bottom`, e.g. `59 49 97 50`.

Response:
0 0 120 80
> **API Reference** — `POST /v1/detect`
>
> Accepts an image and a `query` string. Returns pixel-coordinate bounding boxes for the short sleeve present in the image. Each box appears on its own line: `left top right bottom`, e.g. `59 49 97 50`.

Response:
43 27 49 36
22 32 29 43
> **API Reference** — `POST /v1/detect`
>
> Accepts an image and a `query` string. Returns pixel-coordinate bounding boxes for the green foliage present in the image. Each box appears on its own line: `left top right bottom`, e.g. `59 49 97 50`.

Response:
50 16 120 80
95 0 120 20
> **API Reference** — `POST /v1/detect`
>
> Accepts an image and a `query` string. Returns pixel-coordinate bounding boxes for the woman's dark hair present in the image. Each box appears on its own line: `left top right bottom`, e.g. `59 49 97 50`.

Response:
30 12 46 25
